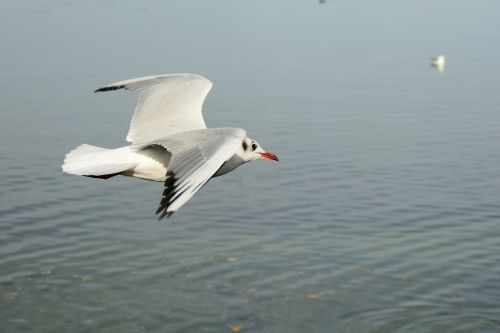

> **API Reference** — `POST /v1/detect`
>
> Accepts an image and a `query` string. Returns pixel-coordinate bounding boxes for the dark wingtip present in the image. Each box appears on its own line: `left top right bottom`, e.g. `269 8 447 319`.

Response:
155 171 177 220
157 210 174 220
94 85 126 93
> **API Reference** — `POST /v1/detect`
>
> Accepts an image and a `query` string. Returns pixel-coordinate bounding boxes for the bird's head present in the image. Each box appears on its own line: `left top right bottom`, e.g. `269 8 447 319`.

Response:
240 137 279 162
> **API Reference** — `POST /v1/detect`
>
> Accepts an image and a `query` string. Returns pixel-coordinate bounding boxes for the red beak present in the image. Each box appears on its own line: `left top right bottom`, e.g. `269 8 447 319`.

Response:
259 152 279 161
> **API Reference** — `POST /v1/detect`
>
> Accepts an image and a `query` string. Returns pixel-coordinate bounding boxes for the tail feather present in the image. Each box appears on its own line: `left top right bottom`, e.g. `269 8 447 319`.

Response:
62 144 137 178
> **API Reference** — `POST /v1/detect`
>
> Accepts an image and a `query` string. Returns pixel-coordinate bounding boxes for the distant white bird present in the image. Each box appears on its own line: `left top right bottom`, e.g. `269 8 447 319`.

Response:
62 74 279 219
431 55 446 71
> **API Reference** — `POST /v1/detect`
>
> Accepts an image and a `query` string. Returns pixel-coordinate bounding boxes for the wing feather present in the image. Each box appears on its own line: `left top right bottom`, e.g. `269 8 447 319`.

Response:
95 74 213 144
153 128 246 219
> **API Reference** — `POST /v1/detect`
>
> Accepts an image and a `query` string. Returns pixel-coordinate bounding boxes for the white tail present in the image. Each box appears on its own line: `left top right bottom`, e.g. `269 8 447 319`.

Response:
62 144 137 178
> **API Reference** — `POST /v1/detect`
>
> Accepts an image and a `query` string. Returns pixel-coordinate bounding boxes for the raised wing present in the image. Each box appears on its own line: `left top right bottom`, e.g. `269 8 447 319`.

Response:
151 128 246 219
95 74 213 144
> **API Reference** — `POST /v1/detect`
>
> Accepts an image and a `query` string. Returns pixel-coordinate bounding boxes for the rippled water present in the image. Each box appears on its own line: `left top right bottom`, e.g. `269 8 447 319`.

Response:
1 1 500 332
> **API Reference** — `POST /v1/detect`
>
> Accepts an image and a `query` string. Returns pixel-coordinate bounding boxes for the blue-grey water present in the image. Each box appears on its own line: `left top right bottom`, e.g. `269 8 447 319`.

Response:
1 1 500 332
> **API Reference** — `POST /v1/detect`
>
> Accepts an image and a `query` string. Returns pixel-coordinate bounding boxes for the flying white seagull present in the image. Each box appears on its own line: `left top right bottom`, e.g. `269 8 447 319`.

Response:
62 74 279 219
431 55 445 71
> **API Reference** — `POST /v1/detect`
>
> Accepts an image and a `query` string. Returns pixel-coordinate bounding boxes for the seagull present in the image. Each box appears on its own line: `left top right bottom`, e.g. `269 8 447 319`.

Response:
431 55 445 71
62 74 279 219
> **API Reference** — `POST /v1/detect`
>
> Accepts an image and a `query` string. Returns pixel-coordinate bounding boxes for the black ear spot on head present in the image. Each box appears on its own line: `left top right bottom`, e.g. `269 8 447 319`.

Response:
242 141 248 151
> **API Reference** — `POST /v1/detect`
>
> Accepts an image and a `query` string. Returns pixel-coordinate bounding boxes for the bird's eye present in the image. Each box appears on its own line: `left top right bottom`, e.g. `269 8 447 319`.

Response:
251 143 257 151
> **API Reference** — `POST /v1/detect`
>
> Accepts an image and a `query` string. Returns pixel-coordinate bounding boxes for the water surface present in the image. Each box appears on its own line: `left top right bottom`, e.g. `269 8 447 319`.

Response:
1 1 500 332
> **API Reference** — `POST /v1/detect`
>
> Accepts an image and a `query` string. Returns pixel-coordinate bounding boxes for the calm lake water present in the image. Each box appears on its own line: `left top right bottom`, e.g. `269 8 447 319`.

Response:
1 1 500 332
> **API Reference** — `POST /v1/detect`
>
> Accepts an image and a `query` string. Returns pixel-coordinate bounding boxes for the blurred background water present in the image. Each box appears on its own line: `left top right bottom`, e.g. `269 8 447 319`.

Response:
1 0 500 332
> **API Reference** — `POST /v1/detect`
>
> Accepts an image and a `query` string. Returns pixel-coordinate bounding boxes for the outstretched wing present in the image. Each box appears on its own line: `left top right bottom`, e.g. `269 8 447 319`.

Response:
95 73 213 144
152 128 246 219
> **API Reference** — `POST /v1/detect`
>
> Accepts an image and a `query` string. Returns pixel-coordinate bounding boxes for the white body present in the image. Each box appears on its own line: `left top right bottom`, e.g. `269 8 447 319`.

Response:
64 141 246 182
122 145 170 181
